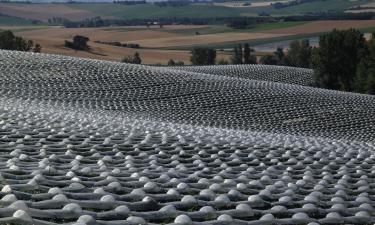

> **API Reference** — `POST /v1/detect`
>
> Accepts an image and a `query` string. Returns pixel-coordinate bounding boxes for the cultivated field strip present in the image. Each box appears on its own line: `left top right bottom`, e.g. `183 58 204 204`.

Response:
169 65 313 86
0 50 374 225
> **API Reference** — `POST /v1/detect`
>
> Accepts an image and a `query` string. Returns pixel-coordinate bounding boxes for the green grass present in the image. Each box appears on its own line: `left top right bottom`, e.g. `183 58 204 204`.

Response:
67 0 367 20
0 26 50 33
263 0 368 16
0 15 35 26
70 3 244 19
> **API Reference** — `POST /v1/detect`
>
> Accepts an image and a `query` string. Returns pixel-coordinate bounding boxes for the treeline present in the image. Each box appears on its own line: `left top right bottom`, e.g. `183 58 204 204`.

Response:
60 16 275 28
253 29 375 95
272 0 318 9
95 41 140 49
113 0 146 5
59 11 375 28
0 30 41 53
313 29 375 95
154 0 191 7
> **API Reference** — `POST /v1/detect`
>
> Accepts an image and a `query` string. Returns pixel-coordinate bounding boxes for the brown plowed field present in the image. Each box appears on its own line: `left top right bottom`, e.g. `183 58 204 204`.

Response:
0 3 93 21
264 20 375 35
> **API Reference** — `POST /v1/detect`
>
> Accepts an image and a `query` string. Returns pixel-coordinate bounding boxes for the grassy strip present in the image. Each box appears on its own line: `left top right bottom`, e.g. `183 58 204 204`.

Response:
0 15 35 26
0 26 50 33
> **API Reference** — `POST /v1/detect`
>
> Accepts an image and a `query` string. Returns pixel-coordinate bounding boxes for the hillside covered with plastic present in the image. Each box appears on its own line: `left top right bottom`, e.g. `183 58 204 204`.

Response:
0 50 374 225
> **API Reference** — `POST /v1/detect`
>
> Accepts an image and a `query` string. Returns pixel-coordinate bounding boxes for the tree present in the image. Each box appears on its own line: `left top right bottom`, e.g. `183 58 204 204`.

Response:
231 45 243 64
122 52 142 64
354 32 375 95
243 43 256 64
274 47 285 64
190 47 216 65
0 30 40 52
312 29 366 91
65 35 89 51
133 52 142 64
168 59 176 66
33 43 42 53
259 55 279 65
283 40 312 68
167 59 184 66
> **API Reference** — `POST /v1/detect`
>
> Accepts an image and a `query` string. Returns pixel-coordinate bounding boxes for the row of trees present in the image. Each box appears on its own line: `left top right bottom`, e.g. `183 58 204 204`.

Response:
255 29 375 95
258 40 312 68
0 30 41 53
231 43 257 64
313 29 375 95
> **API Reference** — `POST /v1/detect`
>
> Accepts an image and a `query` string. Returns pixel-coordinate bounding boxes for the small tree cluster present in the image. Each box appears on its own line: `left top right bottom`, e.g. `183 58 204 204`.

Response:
0 30 41 53
65 35 90 51
231 43 256 64
283 40 312 68
167 59 184 66
190 48 216 65
122 52 142 64
312 29 367 92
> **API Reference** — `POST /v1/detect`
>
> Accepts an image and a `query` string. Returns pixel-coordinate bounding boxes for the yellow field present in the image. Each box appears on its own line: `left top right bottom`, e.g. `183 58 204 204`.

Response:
9 20 375 65
16 26 231 65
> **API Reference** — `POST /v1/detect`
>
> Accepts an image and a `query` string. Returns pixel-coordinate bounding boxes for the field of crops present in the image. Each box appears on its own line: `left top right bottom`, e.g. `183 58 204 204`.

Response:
0 0 370 22
0 50 375 225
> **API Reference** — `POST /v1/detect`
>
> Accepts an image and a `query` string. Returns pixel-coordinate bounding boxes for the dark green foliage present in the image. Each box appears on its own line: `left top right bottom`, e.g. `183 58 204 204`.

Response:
243 43 257 64
190 47 216 65
167 59 184 66
33 43 42 53
274 47 285 63
354 32 375 95
283 39 312 68
122 52 142 64
312 29 366 92
259 55 279 65
259 47 284 66
0 30 39 52
231 44 243 64
65 35 90 51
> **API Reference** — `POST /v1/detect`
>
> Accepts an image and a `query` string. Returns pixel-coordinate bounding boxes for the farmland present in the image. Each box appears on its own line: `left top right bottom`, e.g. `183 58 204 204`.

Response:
0 50 375 224
0 0 370 22
2 18 373 64
1 1 375 224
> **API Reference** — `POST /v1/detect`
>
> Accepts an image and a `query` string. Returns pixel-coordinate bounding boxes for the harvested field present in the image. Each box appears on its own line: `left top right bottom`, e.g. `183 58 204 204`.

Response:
264 20 375 35
18 27 181 42
15 26 234 64
0 3 94 21
20 37 193 64
129 32 289 48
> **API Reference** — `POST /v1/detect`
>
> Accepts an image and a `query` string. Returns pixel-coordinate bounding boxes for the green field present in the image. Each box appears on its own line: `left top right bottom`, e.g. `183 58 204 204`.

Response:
71 3 251 19
254 0 370 16
0 15 36 26
68 0 366 20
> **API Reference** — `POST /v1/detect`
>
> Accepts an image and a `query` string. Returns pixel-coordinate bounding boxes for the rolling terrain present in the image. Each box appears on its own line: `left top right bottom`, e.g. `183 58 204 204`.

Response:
3 19 375 64
0 50 374 224
0 0 370 21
